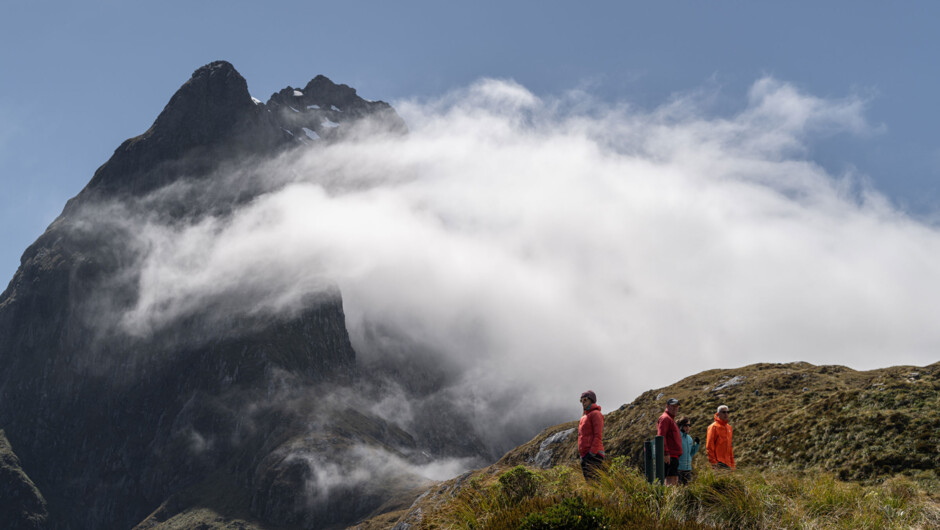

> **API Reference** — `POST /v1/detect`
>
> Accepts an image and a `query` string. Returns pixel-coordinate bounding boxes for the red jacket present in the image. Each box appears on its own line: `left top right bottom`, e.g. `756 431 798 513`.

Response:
657 410 683 457
578 404 604 457
706 414 735 469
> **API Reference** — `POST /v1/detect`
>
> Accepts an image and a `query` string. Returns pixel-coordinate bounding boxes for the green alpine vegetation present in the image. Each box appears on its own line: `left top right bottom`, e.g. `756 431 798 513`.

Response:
500 361 939 484
357 361 939 528
413 460 939 529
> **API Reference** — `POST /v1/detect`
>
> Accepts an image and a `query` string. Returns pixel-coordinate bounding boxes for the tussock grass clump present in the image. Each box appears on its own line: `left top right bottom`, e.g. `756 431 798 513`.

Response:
518 497 611 529
423 459 939 529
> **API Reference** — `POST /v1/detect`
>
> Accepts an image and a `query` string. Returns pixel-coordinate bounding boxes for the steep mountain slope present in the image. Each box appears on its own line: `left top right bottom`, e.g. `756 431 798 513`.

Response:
0 61 443 530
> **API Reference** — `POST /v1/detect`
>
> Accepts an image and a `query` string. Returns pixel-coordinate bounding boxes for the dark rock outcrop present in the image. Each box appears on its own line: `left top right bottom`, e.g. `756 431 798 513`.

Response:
267 75 407 144
0 430 48 530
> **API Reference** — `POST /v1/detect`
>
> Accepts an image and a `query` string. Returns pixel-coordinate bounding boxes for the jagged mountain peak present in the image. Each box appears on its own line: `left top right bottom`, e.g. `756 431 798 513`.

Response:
149 60 256 139
192 59 239 77
80 61 271 198
77 61 403 201
269 74 364 111
265 72 407 144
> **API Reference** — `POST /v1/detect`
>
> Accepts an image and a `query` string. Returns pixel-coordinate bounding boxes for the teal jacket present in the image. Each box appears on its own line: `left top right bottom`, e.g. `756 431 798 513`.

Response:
678 431 699 471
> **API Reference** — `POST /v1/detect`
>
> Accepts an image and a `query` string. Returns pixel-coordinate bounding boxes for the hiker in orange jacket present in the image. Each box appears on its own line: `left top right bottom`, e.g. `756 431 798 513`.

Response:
706 404 735 469
578 390 605 482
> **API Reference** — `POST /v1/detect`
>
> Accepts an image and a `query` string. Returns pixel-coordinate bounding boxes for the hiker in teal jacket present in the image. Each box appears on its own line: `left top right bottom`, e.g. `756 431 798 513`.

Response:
676 416 699 485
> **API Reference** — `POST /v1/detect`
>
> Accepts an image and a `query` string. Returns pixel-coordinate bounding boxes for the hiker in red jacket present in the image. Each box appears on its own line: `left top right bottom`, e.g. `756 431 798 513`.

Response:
578 390 605 482
657 398 683 486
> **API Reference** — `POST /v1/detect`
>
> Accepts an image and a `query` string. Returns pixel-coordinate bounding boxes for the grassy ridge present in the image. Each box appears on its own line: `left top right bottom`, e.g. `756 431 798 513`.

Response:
358 361 939 528
499 361 939 485
421 460 939 529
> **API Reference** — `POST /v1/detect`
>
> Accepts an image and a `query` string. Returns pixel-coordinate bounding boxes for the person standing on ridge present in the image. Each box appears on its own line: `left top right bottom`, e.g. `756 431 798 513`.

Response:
706 404 735 470
676 416 699 485
657 398 683 486
578 390 605 482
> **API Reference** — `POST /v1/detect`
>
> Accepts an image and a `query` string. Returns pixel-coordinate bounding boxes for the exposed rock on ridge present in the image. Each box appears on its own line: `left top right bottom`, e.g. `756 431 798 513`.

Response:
267 74 406 144
0 430 47 530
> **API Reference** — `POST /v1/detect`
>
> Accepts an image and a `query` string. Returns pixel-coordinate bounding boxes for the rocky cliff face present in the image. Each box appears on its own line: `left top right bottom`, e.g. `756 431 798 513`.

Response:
0 62 440 529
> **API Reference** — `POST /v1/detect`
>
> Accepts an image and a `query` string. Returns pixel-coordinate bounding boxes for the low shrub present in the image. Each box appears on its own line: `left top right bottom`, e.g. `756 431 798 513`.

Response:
518 497 610 530
498 465 541 501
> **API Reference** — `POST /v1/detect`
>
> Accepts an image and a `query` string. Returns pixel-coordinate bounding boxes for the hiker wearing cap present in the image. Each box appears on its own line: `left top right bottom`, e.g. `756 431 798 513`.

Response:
578 390 605 482
706 405 735 470
676 416 699 485
657 398 683 486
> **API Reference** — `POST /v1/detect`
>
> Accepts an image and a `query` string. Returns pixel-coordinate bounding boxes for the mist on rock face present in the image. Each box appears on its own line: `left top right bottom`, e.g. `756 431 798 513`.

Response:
106 76 940 458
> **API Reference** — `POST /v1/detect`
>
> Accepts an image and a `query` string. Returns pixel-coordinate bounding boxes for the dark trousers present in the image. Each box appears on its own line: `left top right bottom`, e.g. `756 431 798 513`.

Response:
580 453 605 482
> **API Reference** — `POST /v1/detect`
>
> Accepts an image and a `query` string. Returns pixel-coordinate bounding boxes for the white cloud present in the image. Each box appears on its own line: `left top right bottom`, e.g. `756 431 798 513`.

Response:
285 444 475 508
117 77 940 454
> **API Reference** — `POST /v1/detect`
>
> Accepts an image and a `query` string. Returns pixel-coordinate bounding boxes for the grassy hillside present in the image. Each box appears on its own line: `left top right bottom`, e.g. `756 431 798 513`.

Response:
501 361 939 484
384 460 939 529
356 361 939 528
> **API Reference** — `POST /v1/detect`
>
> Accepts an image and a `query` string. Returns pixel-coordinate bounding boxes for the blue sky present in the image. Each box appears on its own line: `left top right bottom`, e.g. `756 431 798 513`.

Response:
2 1 939 289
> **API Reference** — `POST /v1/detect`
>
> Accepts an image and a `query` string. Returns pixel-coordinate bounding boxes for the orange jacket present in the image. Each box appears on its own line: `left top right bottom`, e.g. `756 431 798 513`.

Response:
578 404 604 457
706 413 735 469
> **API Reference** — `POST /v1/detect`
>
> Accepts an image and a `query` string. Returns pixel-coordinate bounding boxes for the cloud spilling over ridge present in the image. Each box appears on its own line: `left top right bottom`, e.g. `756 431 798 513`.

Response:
287 444 474 502
119 77 940 443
